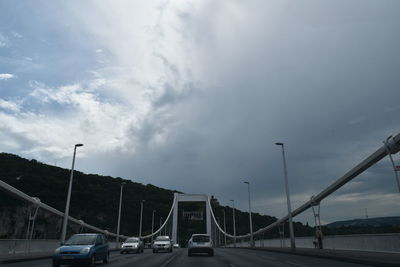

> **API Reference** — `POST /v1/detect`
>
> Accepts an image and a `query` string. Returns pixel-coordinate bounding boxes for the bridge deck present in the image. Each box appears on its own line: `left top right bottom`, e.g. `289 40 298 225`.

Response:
1 247 400 266
246 247 400 267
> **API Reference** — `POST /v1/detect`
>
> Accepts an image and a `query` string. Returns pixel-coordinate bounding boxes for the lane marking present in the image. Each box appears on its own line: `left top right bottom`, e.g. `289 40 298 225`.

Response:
260 255 275 260
286 261 308 267
230 264 236 267
160 253 178 267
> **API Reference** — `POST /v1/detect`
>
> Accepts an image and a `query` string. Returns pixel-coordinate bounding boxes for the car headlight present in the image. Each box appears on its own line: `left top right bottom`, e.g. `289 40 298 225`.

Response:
54 248 60 254
80 247 91 254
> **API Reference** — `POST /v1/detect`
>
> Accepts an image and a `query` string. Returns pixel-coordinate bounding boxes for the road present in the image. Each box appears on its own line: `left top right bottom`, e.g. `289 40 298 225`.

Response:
2 248 371 267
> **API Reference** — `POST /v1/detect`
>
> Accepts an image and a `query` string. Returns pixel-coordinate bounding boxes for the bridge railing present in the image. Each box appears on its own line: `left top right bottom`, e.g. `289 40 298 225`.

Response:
229 233 400 253
0 179 131 257
209 133 400 243
0 240 119 257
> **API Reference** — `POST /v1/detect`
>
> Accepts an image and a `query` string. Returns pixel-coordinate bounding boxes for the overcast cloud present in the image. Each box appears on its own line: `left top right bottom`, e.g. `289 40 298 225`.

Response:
0 0 400 225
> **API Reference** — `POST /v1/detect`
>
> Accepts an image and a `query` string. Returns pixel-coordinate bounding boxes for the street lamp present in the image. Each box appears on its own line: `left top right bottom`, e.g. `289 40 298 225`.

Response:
223 209 227 247
217 217 221 247
151 210 156 243
116 182 126 248
275 142 296 251
139 200 145 238
243 181 254 247
230 200 236 248
61 144 83 243
159 217 163 236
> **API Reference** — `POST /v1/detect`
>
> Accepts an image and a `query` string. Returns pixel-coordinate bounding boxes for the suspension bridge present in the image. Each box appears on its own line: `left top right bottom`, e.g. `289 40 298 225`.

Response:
1 133 400 266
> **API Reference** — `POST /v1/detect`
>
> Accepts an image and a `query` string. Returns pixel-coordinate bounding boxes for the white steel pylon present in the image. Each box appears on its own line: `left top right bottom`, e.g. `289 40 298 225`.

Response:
171 193 212 245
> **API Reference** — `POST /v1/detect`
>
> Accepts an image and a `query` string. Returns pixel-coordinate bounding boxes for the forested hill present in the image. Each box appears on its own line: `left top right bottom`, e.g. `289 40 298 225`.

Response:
0 153 176 239
1 152 314 243
326 217 400 228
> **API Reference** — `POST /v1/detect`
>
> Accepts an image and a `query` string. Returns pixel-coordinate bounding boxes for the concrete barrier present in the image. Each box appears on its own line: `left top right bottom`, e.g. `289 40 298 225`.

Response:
0 239 60 255
0 239 118 257
232 233 400 253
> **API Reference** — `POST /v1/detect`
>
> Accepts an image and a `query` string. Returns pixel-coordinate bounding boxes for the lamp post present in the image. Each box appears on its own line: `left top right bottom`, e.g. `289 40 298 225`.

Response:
223 209 227 247
217 217 221 247
116 182 126 248
61 144 83 243
230 199 236 247
275 142 296 251
151 210 156 243
159 217 163 236
243 181 254 247
139 200 145 238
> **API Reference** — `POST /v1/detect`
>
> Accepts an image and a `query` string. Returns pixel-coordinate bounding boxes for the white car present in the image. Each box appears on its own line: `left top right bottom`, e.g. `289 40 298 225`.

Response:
153 236 173 253
120 237 144 254
188 234 213 256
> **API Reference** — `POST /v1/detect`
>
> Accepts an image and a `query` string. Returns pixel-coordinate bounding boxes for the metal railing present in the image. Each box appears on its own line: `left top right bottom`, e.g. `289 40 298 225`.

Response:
209 133 400 240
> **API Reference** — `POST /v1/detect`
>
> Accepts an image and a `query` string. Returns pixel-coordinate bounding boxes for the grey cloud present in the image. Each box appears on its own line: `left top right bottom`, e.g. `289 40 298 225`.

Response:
111 1 400 220
2 1 400 224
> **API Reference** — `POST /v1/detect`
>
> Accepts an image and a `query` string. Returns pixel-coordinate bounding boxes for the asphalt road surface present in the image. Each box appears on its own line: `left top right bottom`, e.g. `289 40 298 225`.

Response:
2 248 372 267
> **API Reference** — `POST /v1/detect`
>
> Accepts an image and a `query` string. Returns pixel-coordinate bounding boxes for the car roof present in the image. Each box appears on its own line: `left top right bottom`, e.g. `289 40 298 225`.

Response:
72 233 100 236
191 234 209 237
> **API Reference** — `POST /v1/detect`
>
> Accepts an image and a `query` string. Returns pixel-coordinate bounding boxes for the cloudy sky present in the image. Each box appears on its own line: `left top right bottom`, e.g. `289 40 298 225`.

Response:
1 0 400 226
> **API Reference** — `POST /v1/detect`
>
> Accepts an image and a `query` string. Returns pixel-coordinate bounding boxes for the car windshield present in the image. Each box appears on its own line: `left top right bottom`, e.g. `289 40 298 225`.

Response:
65 235 96 245
126 238 139 243
155 236 170 241
193 235 210 242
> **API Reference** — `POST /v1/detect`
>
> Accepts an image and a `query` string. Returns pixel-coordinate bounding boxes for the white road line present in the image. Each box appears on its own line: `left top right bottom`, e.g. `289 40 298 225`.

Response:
160 254 177 267
286 261 308 267
230 264 236 267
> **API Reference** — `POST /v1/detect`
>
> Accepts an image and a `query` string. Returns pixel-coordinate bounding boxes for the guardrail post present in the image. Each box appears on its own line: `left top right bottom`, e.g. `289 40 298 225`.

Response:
311 196 323 249
384 136 400 192
25 197 40 254
279 223 285 248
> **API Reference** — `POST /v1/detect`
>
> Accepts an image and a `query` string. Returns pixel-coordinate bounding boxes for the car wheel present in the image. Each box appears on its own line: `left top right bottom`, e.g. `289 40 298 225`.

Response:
120 251 123 254
153 249 156 253
89 255 96 267
188 251 192 256
209 251 214 257
52 260 60 267
103 252 109 263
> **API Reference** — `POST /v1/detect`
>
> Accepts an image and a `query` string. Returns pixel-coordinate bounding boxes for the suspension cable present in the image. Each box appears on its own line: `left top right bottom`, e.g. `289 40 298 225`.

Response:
141 195 177 239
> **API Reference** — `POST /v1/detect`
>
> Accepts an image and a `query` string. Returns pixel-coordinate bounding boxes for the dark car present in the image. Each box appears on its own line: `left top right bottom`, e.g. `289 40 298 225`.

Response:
52 233 109 267
188 234 213 256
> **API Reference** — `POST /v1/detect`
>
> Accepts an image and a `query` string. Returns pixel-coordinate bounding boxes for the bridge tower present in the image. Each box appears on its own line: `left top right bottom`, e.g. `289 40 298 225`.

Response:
171 193 212 245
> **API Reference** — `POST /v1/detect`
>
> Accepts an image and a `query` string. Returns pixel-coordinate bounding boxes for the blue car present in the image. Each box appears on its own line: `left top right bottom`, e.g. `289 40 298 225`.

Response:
53 233 109 267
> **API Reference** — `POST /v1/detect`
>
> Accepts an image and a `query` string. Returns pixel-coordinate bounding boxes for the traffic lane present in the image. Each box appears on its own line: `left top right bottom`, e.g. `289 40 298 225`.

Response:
111 248 182 267
166 249 230 267
215 248 372 267
1 248 372 267
1 249 176 267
